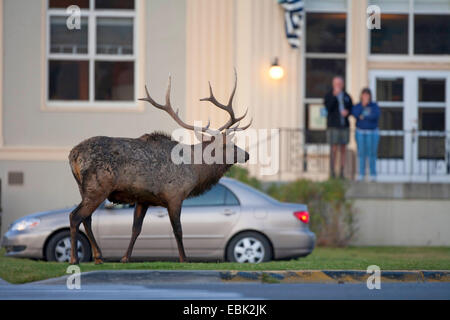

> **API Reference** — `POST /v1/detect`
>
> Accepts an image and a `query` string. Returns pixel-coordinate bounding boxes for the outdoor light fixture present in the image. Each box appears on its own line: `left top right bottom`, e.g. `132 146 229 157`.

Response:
269 57 284 80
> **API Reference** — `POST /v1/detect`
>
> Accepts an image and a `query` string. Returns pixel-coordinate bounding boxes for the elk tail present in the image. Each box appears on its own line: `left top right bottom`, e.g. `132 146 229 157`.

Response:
68 149 82 186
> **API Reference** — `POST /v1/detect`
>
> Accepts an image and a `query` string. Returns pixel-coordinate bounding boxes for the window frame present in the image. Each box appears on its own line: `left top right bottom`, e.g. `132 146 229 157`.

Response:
368 0 450 60
44 0 144 111
302 6 349 145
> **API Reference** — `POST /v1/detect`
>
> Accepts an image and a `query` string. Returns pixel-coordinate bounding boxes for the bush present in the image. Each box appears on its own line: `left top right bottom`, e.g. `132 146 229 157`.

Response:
268 179 357 246
227 166 357 247
225 166 263 191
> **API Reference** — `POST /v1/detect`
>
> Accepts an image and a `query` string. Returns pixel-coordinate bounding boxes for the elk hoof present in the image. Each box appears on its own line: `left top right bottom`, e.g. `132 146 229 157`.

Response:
120 257 129 263
94 258 104 265
70 259 79 265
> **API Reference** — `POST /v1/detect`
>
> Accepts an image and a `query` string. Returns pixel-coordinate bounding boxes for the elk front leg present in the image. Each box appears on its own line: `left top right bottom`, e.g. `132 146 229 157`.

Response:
167 201 187 263
121 203 149 263
82 215 103 264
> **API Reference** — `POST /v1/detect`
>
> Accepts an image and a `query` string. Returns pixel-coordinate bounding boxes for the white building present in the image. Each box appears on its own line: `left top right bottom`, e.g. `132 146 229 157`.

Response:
1 0 450 238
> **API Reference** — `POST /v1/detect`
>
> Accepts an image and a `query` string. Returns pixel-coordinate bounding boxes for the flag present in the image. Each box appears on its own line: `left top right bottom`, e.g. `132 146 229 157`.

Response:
278 0 304 49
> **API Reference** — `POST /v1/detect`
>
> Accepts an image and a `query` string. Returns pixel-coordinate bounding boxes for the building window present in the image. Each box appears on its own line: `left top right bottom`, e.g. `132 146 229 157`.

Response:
47 0 137 104
304 10 347 144
95 0 135 9
370 14 408 54
378 109 404 159
414 15 450 55
369 0 450 56
49 0 89 9
50 16 89 54
94 61 134 100
305 58 346 99
418 108 446 160
376 78 404 159
376 78 404 102
49 60 89 100
306 13 346 54
418 78 446 102
418 77 447 160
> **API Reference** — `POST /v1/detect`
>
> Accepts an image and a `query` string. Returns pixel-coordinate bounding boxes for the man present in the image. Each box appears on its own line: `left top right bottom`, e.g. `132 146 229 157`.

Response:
324 76 353 179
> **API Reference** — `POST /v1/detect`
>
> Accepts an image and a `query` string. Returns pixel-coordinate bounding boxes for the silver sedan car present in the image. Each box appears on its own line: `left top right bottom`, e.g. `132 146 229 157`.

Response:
1 178 315 263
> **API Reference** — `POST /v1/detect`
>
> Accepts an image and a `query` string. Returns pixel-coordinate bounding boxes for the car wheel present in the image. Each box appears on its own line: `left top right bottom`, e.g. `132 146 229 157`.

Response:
45 230 91 262
226 231 272 263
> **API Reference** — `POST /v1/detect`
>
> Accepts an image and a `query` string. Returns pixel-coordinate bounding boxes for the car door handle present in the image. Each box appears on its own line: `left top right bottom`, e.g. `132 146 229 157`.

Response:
155 211 167 218
222 209 236 216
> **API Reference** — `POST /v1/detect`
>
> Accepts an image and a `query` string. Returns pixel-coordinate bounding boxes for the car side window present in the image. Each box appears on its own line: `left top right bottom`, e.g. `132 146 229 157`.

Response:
224 188 240 206
183 184 232 207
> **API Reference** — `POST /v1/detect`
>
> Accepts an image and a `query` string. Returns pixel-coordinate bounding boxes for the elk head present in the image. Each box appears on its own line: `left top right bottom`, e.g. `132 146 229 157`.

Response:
139 70 252 165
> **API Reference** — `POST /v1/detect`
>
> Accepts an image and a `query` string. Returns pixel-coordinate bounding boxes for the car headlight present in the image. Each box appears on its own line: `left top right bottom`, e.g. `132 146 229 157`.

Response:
10 218 40 231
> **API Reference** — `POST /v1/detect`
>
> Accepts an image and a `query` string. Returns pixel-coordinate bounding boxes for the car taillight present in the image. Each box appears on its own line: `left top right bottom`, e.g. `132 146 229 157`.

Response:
293 211 309 224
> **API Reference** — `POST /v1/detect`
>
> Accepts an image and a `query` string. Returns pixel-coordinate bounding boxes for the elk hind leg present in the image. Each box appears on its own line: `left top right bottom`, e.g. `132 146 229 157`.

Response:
70 198 105 265
69 204 83 265
82 215 103 264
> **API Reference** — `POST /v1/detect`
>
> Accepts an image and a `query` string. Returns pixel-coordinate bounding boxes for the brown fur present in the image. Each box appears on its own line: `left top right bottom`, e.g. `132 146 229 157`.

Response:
68 73 251 264
67 132 248 264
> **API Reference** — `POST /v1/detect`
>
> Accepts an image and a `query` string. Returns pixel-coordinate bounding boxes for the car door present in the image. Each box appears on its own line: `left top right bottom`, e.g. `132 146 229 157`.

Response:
177 184 241 258
96 201 174 259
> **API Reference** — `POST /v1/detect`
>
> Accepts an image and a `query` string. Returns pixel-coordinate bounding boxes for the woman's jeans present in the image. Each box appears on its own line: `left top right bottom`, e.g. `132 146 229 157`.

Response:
355 129 379 178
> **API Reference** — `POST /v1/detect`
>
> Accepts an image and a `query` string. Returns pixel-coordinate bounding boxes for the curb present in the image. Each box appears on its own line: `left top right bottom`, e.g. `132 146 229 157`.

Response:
220 270 450 283
29 270 223 285
26 270 450 285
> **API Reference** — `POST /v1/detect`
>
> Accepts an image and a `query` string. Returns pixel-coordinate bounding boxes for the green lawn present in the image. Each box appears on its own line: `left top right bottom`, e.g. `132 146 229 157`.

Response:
1 247 449 284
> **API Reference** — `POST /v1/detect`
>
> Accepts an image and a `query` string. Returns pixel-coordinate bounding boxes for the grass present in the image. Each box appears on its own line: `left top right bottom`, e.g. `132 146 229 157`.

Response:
1 246 449 284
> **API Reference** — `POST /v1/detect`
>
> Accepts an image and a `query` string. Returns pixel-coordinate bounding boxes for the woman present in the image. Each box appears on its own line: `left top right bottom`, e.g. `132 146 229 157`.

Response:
352 88 380 182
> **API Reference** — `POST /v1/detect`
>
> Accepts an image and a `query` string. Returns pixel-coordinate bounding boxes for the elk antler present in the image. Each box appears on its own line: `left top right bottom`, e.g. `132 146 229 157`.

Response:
139 71 252 137
139 76 212 133
200 69 252 133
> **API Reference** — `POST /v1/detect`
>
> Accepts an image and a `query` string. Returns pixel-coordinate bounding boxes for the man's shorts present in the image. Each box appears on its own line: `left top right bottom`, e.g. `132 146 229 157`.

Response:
327 128 349 145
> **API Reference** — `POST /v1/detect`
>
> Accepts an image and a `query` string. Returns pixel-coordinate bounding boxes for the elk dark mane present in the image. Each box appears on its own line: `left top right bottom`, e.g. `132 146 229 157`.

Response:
187 163 233 198
139 131 172 142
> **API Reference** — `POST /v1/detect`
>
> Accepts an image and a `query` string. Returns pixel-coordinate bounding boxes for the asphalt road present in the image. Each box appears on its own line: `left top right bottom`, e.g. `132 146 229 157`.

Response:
1 282 449 300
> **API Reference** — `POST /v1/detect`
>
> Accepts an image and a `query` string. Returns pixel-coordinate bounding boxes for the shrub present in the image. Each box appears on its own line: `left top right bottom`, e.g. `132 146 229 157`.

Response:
225 166 263 191
268 179 357 246
227 166 357 247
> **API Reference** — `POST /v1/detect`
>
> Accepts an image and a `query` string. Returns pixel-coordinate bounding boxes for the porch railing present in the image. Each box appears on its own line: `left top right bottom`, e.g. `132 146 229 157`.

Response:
277 128 450 182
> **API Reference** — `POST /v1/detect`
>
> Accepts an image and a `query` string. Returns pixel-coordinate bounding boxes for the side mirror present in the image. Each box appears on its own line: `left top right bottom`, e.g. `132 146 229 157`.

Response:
104 202 116 210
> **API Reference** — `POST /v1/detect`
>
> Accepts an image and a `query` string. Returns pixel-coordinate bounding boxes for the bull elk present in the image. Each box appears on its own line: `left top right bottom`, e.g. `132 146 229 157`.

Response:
68 71 251 264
